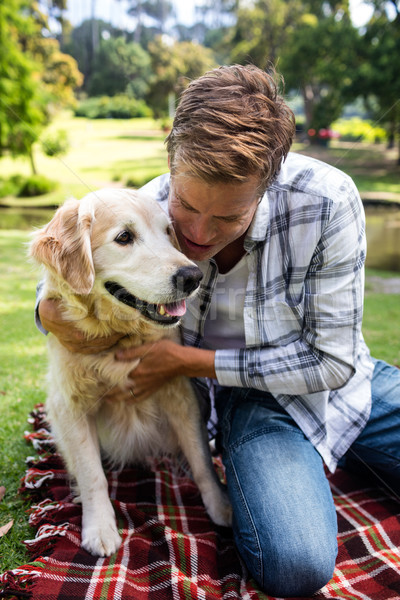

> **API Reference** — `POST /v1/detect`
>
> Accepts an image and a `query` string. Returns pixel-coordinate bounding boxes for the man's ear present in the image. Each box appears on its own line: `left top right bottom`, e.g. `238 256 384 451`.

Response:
29 198 95 295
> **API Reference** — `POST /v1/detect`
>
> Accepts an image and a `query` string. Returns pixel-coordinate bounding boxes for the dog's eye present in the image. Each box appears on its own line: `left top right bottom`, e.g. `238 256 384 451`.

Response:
114 230 134 245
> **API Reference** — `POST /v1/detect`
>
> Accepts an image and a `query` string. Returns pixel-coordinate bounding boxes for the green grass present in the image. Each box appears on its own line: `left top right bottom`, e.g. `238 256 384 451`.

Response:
295 141 400 198
0 230 47 571
363 292 400 366
0 113 169 208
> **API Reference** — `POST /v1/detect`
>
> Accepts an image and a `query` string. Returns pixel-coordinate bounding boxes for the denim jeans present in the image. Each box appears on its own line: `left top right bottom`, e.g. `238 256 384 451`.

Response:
215 359 400 597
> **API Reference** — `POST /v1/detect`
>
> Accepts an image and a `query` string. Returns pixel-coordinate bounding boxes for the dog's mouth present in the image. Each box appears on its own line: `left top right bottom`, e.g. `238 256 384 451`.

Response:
104 281 186 325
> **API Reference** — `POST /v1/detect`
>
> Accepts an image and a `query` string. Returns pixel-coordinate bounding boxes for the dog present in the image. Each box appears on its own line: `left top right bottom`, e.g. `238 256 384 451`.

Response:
29 188 232 557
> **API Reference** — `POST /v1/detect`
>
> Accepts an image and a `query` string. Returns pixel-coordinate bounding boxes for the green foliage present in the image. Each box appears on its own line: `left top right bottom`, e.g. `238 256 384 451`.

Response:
349 10 400 158
0 176 23 199
0 174 57 199
41 129 70 157
146 37 216 117
280 8 359 132
74 95 153 119
229 0 304 66
0 0 47 162
0 0 83 175
17 174 57 197
88 37 151 98
333 117 387 143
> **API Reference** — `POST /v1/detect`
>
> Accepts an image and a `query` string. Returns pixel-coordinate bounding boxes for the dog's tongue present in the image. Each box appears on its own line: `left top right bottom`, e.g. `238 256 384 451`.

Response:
162 299 187 317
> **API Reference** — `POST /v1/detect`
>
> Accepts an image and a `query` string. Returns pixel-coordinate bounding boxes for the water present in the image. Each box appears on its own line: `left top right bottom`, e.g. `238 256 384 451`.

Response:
1 205 400 273
365 206 400 272
0 207 55 231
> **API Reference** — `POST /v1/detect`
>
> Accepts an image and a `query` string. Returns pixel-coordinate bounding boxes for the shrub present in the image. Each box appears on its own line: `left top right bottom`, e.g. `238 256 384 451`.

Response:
332 118 387 143
125 170 166 189
41 130 70 157
74 95 153 119
17 175 57 197
0 177 21 198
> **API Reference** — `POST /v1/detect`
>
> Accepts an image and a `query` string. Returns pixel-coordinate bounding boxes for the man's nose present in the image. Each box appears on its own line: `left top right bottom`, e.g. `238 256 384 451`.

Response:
188 215 215 245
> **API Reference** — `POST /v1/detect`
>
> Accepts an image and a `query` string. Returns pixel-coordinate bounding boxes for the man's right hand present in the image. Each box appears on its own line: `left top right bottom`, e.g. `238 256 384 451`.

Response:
38 298 124 354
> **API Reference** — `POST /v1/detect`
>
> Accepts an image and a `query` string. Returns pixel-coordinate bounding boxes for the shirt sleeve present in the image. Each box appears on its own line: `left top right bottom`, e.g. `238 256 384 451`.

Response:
214 179 365 395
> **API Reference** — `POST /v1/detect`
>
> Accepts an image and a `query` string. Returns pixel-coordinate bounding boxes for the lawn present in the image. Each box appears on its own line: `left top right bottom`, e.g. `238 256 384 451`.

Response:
0 113 169 208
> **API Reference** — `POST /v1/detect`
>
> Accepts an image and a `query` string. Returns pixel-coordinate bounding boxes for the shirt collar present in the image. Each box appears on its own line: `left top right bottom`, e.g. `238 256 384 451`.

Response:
244 191 270 251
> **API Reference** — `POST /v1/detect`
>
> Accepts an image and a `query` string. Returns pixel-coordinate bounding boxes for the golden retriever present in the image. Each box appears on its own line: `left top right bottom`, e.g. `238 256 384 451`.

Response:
29 188 232 557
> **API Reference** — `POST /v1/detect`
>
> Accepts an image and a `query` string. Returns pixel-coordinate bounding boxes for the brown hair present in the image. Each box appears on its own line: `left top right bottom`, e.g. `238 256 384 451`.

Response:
166 64 296 193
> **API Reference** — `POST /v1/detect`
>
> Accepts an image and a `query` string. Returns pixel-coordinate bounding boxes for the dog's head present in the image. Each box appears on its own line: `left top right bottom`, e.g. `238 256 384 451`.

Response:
30 188 203 327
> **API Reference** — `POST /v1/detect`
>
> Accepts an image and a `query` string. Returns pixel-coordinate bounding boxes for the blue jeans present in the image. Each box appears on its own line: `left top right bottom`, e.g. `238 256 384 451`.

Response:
215 359 400 597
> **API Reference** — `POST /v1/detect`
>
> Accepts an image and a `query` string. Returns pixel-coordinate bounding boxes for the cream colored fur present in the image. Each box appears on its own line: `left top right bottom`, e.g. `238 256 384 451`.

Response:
30 188 232 557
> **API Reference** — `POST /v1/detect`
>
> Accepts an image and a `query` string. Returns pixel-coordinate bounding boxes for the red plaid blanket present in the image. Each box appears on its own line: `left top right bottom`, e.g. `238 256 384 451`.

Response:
1 405 399 600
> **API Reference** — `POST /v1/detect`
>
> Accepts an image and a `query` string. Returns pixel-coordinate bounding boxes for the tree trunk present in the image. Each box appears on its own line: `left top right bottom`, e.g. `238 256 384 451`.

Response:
301 84 314 131
29 146 37 175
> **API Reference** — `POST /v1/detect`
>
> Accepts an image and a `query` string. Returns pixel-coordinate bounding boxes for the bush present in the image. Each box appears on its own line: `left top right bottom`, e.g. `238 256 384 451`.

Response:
17 174 57 197
74 95 153 119
0 177 21 198
125 170 166 189
332 117 387 143
41 130 70 157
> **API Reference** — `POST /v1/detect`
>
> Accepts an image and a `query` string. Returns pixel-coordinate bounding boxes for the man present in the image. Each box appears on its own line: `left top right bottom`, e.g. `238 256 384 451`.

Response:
38 64 400 597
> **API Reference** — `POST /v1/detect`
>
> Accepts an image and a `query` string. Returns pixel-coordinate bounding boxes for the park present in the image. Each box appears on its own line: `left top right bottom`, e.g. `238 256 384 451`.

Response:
0 0 400 598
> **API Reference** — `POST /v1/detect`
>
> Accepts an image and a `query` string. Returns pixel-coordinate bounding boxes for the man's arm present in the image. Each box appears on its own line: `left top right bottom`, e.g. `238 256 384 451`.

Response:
37 297 123 354
214 180 365 395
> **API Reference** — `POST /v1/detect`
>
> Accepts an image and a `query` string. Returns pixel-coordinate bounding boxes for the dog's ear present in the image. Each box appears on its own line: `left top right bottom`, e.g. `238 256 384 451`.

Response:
30 198 95 295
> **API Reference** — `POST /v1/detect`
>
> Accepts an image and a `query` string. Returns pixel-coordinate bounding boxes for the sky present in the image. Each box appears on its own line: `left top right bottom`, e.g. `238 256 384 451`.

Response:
64 0 200 29
64 0 375 30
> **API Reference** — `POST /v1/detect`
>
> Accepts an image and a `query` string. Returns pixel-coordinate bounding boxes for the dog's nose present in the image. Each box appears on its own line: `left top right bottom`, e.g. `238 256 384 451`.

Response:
173 266 203 295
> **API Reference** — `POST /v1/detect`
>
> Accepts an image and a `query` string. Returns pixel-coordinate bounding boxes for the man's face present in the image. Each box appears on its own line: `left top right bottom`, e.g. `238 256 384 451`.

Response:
168 174 261 262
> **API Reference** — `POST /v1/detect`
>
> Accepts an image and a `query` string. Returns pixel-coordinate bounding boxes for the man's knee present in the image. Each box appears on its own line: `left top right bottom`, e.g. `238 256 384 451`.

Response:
238 534 337 597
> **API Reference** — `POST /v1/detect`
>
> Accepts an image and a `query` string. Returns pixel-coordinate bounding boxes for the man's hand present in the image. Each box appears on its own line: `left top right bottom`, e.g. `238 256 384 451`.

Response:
115 339 216 402
38 298 123 354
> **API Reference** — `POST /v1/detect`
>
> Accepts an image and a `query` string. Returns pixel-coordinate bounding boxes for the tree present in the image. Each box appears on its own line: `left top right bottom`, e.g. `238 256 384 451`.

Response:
279 4 359 138
194 0 237 28
61 19 127 94
146 36 215 117
350 4 400 161
228 0 304 66
0 0 83 174
124 0 175 42
0 0 48 173
88 37 151 98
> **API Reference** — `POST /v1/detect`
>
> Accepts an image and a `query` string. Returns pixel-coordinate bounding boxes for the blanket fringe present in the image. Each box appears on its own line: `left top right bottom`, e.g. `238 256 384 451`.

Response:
0 567 41 599
24 523 70 556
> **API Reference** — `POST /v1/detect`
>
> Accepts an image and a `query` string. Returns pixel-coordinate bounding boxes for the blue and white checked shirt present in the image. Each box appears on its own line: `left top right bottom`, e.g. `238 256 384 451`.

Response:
143 152 374 472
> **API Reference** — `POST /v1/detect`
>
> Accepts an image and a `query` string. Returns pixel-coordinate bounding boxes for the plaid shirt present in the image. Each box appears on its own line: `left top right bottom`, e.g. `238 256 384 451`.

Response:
142 152 374 472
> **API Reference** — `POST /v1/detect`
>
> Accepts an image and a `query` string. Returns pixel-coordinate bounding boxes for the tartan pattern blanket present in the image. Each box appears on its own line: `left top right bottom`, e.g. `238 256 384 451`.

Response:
0 405 399 600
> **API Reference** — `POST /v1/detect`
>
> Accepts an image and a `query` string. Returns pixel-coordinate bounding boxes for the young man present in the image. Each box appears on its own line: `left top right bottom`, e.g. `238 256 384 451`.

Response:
38 64 400 597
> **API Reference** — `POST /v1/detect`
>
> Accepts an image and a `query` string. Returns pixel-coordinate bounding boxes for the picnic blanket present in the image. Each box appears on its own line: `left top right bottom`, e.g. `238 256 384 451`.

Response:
0 405 399 600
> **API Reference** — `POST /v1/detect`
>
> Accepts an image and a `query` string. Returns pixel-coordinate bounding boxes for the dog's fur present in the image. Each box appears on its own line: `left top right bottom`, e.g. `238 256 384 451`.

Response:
30 188 232 557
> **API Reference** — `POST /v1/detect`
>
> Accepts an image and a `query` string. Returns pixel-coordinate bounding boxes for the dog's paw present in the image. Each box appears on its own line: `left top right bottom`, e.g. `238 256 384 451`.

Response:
81 519 122 557
204 488 233 528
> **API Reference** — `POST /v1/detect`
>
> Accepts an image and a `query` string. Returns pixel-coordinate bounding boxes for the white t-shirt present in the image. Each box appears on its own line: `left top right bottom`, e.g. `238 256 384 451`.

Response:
203 255 249 350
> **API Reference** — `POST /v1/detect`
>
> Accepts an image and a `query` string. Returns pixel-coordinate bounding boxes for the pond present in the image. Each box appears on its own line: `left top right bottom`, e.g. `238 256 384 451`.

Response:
0 207 56 231
364 205 400 272
1 204 400 273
